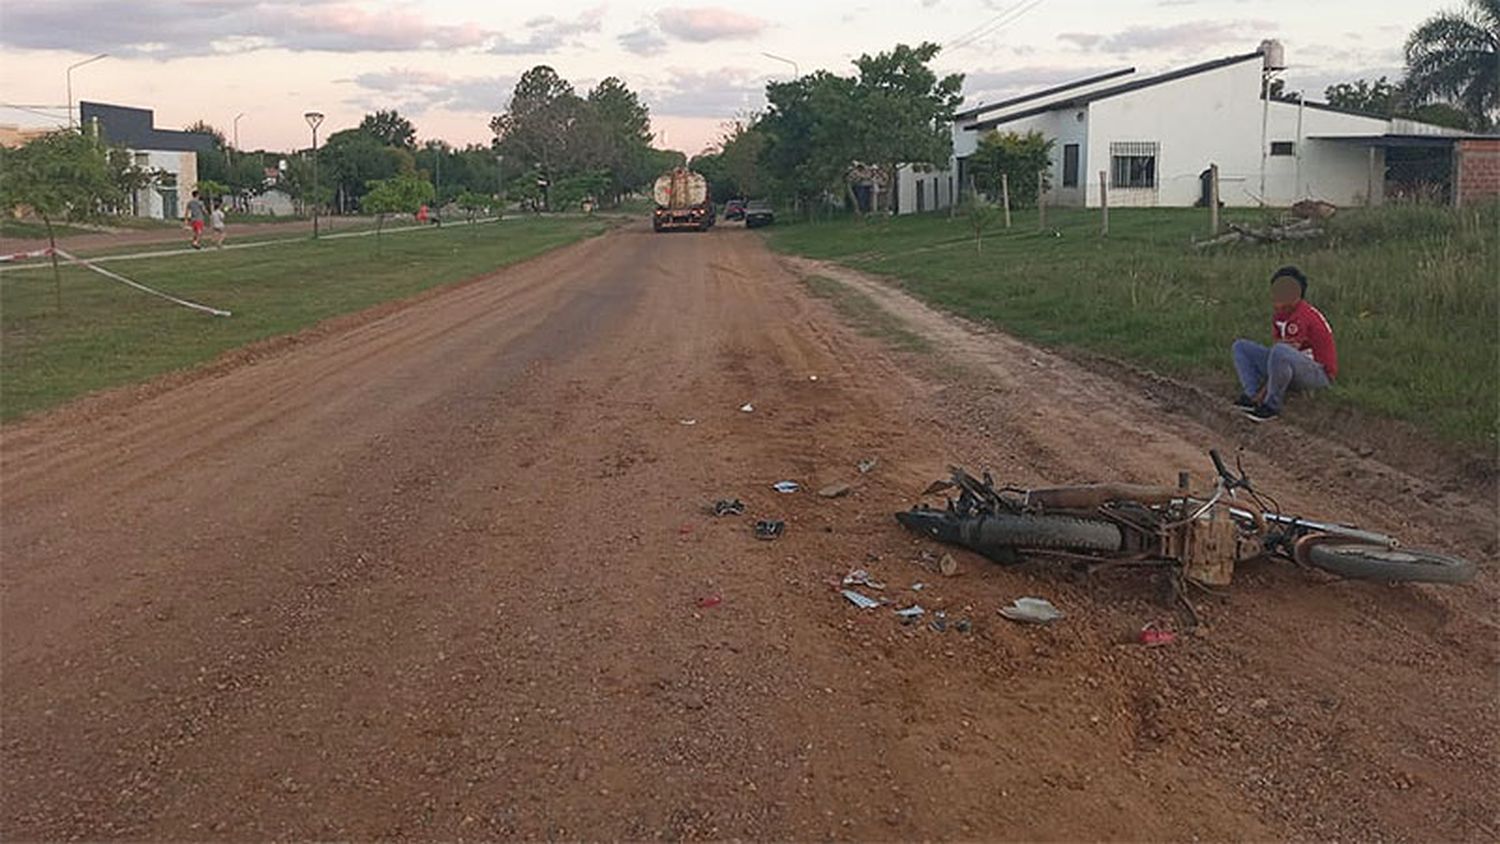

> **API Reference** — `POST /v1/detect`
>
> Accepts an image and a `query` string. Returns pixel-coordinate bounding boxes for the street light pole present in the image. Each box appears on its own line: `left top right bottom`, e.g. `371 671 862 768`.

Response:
233 112 245 151
761 51 799 78
304 111 324 238
66 53 108 130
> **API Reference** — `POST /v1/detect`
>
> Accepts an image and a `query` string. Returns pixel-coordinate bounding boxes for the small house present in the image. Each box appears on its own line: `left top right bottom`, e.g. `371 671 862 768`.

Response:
80 101 217 219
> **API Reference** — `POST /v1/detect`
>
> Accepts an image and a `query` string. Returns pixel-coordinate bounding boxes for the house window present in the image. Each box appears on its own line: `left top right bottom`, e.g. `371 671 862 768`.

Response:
1270 141 1295 156
1110 141 1158 189
1062 144 1080 187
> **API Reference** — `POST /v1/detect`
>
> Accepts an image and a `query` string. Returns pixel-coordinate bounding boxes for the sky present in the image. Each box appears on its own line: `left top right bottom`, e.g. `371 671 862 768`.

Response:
0 0 1450 158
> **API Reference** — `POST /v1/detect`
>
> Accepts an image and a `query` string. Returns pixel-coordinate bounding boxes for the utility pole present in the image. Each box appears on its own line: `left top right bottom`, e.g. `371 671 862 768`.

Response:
66 53 108 129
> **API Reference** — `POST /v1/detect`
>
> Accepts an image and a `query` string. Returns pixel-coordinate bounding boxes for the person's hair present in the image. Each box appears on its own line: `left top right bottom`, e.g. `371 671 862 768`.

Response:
192 189 200 198
1270 265 1308 297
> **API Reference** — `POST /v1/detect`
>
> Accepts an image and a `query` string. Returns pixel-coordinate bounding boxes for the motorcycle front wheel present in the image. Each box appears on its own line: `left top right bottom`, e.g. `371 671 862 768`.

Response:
1304 543 1476 584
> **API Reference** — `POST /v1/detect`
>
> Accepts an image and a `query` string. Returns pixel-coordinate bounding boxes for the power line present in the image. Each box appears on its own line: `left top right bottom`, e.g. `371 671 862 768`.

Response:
945 0 1047 51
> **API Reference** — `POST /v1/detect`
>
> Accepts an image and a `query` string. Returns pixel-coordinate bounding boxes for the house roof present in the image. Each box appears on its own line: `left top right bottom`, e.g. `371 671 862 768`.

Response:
953 67 1135 122
80 101 217 154
967 50 1265 131
1308 133 1500 148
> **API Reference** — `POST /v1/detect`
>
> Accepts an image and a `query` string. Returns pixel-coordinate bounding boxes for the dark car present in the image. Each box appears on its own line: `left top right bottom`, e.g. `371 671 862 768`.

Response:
724 199 746 221
743 200 774 228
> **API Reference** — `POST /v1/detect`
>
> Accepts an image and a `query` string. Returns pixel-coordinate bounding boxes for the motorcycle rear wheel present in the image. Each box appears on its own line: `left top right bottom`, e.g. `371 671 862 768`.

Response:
1304 543 1476 584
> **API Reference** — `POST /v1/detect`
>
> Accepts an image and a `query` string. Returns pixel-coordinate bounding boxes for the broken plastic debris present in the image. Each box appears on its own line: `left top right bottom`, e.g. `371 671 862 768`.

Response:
772 481 800 494
954 618 973 634
857 458 879 474
929 611 949 633
711 498 745 517
842 589 880 609
842 569 885 590
679 418 697 426
818 482 851 498
1139 622 1177 647
754 519 785 541
999 597 1065 625
895 605 925 618
911 582 926 591
697 594 722 609
739 403 754 412
809 375 819 381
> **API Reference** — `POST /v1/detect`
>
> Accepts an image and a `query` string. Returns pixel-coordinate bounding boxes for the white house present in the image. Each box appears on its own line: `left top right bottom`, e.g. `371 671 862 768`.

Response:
897 43 1494 213
81 101 216 220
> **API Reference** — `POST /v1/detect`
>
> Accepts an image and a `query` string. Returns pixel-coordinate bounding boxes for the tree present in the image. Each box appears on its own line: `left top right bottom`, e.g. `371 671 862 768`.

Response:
490 66 586 210
587 77 655 202
361 174 434 251
717 118 768 199
848 42 965 213
760 71 862 215
184 120 227 149
1404 0 1499 129
106 146 154 215
321 128 412 210
1325 77 1399 114
969 130 1054 207
359 109 417 149
0 131 118 309
958 190 999 252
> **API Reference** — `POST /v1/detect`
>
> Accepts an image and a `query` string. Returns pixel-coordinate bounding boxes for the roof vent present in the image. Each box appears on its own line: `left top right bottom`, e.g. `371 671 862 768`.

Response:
1259 39 1286 71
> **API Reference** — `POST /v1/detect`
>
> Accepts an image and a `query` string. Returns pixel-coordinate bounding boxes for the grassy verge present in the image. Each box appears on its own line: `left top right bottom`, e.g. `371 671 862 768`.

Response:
1 217 607 421
766 204 1498 447
802 275 931 353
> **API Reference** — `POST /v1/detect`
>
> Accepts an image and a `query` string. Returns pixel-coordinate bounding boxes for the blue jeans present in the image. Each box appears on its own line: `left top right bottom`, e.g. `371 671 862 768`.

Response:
1232 339 1330 411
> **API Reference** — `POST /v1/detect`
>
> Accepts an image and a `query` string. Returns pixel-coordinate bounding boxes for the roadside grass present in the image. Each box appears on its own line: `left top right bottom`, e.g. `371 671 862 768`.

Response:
0 216 607 421
1 220 97 240
801 274 931 353
766 204 1499 447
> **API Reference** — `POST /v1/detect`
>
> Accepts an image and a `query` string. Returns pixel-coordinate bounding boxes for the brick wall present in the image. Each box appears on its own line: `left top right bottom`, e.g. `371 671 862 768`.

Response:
1456 139 1500 206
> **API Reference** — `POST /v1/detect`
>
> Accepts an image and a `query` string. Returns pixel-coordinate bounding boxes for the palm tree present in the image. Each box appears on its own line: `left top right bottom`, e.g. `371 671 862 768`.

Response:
1404 0 1500 129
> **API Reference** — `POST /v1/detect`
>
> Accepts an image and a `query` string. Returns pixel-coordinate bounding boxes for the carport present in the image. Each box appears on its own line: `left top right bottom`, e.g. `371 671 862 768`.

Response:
1308 133 1500 206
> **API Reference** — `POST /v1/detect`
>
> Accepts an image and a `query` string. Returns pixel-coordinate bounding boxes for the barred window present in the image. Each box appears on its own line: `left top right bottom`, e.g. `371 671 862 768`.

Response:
1110 141 1158 189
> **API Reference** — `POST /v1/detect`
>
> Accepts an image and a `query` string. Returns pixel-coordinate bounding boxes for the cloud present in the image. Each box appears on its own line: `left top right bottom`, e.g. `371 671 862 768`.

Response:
619 27 670 56
345 67 513 117
960 64 1125 106
1058 20 1275 55
489 5 605 55
0 0 593 58
646 67 769 118
655 7 768 42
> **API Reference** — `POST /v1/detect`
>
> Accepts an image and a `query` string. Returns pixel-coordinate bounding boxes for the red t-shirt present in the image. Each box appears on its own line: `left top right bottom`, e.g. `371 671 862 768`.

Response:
1273 300 1337 379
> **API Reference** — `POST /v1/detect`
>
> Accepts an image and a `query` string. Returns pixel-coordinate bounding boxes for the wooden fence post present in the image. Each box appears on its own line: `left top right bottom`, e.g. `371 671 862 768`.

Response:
1209 163 1221 235
1099 170 1109 236
1001 172 1012 228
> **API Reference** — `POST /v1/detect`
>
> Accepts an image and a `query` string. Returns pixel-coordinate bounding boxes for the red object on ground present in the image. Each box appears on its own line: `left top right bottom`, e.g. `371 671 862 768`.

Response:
1139 623 1177 646
697 595 722 608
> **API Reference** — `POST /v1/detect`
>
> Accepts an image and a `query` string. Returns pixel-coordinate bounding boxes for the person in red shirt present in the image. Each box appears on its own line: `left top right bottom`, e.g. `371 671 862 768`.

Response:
1231 265 1337 422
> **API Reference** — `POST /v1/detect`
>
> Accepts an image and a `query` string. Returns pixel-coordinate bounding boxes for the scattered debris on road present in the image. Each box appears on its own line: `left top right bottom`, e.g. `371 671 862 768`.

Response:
999 597 1065 625
842 569 885 590
739 402 754 412
939 553 960 577
895 605 925 619
754 519 785 541
711 498 745 517
818 482 852 499
697 594 723 609
929 611 948 632
1139 622 1177 646
857 458 878 474
679 418 698 426
772 481 800 494
842 589 881 609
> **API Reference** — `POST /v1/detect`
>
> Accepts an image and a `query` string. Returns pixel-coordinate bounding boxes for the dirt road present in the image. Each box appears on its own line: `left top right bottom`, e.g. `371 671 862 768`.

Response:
2 224 1494 840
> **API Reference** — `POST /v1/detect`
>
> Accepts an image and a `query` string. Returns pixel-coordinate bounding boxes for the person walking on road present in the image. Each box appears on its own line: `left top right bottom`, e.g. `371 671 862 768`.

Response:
210 200 226 249
1230 265 1338 423
184 190 207 250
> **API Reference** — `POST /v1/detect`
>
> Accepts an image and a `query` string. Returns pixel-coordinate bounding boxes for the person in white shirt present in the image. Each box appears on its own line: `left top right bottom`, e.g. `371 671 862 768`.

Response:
210 200 226 248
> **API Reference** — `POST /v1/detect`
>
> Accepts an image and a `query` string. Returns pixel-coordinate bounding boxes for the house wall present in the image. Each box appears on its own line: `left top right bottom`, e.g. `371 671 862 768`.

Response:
1259 102 1389 206
129 149 198 219
1455 139 1500 205
248 189 296 216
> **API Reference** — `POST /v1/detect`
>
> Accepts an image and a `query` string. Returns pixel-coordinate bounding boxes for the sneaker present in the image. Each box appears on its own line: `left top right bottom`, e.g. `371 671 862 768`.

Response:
1232 393 1257 409
1243 404 1279 423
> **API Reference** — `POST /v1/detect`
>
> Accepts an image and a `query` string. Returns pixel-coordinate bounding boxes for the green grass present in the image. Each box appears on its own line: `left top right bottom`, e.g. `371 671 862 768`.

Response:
1 217 607 421
766 204 1499 447
1 219 98 239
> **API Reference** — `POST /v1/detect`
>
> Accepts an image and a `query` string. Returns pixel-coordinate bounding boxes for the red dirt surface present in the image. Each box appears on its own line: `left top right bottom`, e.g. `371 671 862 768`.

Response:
2 225 1495 840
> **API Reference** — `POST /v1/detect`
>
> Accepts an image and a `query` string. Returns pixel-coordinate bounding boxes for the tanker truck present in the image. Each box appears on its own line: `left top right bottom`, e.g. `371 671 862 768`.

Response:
652 167 714 232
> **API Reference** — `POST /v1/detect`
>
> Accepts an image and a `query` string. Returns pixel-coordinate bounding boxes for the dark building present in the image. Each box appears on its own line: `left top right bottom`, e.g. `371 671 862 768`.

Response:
79 101 216 154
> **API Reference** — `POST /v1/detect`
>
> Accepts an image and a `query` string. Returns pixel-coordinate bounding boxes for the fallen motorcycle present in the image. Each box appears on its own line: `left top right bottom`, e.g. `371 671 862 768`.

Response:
896 450 1475 602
